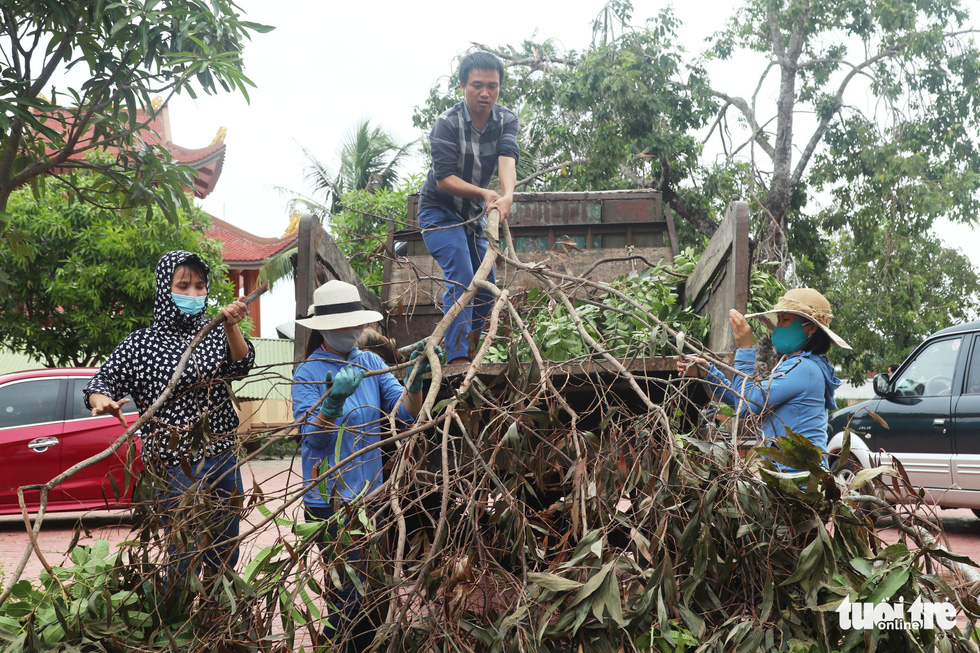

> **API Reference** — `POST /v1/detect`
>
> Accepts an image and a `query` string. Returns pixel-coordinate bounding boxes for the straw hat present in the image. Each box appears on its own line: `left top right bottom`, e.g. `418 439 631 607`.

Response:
744 287 851 350
295 280 383 330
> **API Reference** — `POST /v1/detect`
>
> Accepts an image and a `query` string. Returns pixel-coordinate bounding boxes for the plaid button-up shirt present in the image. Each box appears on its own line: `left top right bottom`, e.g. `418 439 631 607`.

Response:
419 101 520 222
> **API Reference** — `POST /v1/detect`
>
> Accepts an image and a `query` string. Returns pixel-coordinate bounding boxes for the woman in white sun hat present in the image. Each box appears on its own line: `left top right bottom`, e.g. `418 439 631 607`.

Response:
676 288 850 470
291 279 436 651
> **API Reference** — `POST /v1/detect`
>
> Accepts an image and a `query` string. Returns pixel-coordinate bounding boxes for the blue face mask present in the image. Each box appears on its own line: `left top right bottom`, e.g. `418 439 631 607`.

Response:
771 318 811 354
171 292 207 316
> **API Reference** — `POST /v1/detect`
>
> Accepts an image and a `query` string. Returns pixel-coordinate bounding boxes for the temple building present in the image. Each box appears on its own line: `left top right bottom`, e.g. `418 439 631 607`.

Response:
57 99 298 336
205 216 296 337
49 97 227 200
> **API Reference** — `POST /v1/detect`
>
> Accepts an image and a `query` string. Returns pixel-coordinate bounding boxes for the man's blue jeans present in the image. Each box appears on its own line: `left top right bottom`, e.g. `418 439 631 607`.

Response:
419 206 496 362
157 449 243 588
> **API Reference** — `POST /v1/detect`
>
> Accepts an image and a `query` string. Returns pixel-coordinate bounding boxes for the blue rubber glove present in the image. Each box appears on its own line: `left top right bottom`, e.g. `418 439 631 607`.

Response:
405 343 443 393
319 365 364 419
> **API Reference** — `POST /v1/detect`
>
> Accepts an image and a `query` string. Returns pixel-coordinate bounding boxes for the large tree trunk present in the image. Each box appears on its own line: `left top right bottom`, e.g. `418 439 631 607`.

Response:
758 5 805 281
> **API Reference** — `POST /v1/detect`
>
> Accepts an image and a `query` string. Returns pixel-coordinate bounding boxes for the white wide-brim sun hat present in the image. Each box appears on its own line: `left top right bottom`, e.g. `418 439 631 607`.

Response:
295 280 383 331
744 287 851 350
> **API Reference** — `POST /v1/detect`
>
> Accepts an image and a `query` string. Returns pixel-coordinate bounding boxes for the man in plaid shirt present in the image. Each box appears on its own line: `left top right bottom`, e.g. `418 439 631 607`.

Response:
418 51 520 364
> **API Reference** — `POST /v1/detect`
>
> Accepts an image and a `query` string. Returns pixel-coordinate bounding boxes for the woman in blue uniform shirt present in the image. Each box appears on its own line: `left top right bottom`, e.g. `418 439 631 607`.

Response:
292 280 433 652
676 288 850 470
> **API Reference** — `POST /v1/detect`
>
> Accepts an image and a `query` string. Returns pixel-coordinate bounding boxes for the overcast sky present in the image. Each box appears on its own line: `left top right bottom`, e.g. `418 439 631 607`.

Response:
160 0 740 336
162 0 978 336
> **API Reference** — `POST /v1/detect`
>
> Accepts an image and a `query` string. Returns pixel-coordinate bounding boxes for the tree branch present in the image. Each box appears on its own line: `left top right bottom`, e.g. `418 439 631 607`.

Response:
766 2 787 63
709 90 776 160
471 41 578 71
790 44 904 190
516 158 588 188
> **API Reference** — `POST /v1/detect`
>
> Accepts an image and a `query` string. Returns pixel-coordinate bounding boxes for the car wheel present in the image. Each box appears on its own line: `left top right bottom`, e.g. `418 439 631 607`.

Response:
834 457 860 485
832 456 884 522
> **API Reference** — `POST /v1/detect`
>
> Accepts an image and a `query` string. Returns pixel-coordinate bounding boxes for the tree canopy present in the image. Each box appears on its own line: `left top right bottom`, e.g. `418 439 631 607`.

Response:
0 167 235 367
413 0 980 379
0 0 271 224
265 119 418 293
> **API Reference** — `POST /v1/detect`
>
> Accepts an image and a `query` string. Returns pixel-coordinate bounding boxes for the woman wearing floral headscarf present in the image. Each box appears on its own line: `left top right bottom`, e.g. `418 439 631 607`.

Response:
85 250 254 584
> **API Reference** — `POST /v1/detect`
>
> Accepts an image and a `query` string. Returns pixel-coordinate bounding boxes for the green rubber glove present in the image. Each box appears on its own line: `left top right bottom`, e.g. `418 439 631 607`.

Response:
319 365 364 419
405 343 443 393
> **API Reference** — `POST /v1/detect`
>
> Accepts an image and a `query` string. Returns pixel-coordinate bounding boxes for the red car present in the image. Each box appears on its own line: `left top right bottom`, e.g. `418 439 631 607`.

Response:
0 368 141 515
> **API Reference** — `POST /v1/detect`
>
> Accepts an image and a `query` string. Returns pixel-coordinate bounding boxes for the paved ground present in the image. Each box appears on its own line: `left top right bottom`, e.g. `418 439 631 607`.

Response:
878 507 980 556
3 460 980 643
0 458 306 584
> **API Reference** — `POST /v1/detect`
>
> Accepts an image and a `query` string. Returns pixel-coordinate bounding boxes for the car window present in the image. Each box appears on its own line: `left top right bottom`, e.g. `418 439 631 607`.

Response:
965 339 980 395
70 378 137 420
894 337 962 397
0 379 62 428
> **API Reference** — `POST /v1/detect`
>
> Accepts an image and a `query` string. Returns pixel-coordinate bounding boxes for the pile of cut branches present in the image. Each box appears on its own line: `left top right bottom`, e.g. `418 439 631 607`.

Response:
0 215 978 653
484 248 784 364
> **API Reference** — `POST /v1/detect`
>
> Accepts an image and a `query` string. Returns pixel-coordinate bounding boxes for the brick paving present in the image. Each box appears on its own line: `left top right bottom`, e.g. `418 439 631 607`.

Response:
4 460 980 645
878 507 980 565
0 458 305 584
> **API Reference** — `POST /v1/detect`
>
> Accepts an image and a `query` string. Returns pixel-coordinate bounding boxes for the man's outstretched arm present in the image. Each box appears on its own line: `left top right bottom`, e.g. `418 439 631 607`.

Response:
488 155 516 219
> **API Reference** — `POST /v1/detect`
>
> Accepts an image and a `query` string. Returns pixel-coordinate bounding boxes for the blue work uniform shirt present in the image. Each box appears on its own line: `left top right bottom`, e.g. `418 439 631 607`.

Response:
293 346 414 505
704 349 841 470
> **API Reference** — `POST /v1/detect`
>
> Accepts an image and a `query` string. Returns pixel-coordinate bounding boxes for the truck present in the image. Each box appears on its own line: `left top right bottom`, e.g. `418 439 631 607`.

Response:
292 189 750 416
380 189 749 360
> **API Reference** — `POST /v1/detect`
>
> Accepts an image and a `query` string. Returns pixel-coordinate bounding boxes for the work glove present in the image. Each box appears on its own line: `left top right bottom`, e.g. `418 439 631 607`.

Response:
319 365 364 419
405 342 443 393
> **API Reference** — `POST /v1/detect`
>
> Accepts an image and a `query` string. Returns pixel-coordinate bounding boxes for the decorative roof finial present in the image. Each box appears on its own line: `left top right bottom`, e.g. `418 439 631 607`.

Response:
210 126 227 145
283 210 302 237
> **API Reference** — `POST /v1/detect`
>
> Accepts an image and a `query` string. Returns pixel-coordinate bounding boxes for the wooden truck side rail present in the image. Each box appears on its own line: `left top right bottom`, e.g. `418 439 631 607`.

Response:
683 200 750 353
292 193 751 366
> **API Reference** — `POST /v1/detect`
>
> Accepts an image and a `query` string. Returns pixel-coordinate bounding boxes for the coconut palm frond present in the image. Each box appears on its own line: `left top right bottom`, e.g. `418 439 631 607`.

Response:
377 138 418 191
337 118 414 194
298 144 339 196
258 248 297 290
285 197 330 217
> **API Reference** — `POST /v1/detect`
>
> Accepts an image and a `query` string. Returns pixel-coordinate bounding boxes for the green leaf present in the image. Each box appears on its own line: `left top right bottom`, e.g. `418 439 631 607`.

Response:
570 561 613 608
850 466 894 489
677 604 705 638
783 537 825 585
868 568 909 604
527 572 583 592
603 571 624 625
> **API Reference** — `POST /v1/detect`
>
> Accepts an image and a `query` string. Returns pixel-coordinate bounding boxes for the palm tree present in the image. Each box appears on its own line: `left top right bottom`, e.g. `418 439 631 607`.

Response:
262 119 415 287
279 119 415 217
336 119 414 194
